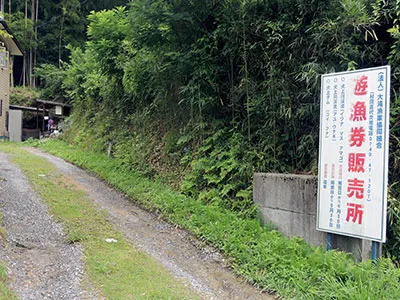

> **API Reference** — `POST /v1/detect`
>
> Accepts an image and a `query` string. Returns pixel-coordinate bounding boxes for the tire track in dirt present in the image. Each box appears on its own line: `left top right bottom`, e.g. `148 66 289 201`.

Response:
27 147 274 300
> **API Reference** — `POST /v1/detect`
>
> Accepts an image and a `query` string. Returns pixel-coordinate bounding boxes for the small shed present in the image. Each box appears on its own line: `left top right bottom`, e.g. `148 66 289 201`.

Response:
32 99 72 132
9 104 42 141
9 99 71 141
0 18 23 140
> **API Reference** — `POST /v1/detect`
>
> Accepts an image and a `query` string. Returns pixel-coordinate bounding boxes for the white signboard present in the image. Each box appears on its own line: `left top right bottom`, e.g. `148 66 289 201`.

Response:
317 66 390 242
55 105 63 115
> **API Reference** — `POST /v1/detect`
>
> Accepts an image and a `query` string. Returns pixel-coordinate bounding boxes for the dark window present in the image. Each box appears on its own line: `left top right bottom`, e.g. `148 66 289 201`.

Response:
0 99 2 116
5 111 8 131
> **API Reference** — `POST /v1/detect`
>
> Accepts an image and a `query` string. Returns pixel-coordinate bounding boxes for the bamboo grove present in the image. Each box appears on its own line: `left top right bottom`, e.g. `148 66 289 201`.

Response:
32 0 400 260
2 0 125 86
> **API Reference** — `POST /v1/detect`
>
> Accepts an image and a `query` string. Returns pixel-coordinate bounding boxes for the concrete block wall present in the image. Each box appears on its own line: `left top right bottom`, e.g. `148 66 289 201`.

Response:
253 173 374 261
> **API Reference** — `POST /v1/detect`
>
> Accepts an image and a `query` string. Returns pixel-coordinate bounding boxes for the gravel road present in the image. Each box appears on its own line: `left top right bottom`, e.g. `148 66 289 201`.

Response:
1 147 274 300
0 151 99 299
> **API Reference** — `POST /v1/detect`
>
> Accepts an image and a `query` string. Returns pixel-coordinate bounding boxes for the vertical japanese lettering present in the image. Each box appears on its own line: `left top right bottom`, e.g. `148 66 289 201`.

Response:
349 127 366 147
354 75 368 96
345 203 364 224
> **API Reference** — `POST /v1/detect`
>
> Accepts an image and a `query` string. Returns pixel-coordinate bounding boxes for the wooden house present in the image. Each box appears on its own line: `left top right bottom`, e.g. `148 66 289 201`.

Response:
0 18 23 140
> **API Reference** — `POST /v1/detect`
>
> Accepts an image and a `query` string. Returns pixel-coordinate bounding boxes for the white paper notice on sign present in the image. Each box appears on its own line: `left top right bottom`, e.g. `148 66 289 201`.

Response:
317 66 390 242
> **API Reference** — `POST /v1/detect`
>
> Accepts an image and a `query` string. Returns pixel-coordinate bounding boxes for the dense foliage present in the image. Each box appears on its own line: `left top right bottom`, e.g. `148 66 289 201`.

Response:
5 0 126 64
31 139 400 300
3 0 126 86
39 1 400 260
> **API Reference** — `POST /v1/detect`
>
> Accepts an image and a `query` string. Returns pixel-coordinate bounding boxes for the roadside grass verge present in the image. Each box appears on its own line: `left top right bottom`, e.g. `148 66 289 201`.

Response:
0 212 18 300
0 265 18 300
28 139 400 299
0 143 198 300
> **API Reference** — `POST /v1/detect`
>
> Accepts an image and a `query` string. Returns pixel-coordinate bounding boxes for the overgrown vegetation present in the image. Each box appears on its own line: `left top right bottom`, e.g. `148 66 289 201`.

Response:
0 265 17 300
24 139 400 299
42 0 400 262
4 0 127 87
10 86 40 106
0 212 18 300
0 143 197 300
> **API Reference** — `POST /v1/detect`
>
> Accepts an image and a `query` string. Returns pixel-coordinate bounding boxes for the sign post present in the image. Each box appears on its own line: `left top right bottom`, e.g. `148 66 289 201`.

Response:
317 66 390 255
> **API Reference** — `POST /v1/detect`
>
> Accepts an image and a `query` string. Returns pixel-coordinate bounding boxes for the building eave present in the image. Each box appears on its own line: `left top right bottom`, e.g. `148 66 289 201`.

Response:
0 18 23 56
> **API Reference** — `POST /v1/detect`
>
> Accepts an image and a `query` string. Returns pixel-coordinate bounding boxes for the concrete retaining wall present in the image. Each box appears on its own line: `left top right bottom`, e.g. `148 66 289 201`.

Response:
253 173 374 261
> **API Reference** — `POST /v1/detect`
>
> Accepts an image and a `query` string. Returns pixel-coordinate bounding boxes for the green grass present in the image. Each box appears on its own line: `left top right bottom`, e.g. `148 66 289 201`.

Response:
0 212 18 300
0 265 18 300
0 143 198 300
21 139 400 299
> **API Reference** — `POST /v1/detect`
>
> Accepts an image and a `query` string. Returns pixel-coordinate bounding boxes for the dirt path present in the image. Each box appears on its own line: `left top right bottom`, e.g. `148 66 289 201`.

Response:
0 151 99 300
27 148 274 300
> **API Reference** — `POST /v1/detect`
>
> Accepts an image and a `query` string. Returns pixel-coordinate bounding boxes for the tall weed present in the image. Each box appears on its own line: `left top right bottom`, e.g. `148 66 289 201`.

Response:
181 125 256 217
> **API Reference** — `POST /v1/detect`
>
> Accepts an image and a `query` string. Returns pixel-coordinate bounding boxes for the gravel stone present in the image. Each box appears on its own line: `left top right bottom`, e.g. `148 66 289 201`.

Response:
0 151 98 300
27 147 274 300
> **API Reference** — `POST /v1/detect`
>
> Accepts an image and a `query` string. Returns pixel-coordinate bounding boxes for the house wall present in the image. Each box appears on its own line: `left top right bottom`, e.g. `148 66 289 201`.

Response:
0 51 10 138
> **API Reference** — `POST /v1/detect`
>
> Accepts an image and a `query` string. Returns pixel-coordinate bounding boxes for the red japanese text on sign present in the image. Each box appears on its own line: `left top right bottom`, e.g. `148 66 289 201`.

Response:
354 75 368 96
349 127 366 147
348 153 366 173
347 178 365 199
346 203 364 225
350 101 367 121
